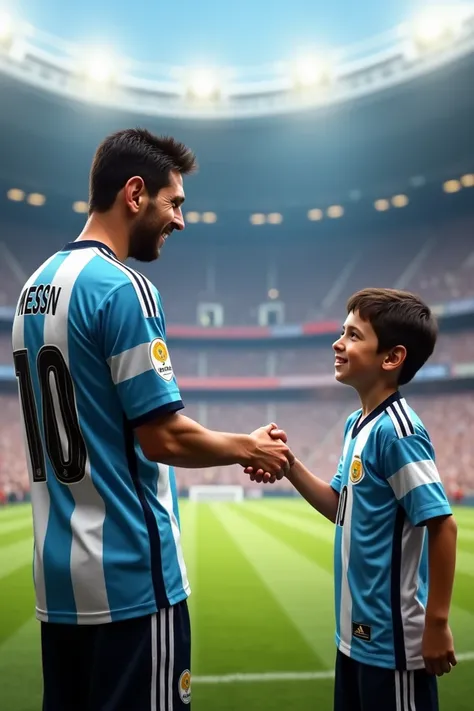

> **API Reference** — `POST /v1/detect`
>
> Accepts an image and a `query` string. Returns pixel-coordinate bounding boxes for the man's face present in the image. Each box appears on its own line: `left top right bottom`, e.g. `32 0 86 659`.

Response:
128 170 185 262
332 310 387 389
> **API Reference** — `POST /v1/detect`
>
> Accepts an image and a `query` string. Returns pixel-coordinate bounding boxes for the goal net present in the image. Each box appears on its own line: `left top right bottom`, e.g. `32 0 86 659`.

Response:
188 485 245 503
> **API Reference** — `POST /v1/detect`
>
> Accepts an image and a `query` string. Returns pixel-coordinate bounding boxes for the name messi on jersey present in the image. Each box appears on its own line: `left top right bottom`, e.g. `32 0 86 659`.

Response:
17 285 62 316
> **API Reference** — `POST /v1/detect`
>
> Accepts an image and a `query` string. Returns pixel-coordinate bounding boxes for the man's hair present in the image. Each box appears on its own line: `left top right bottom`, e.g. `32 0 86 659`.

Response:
346 287 438 386
88 128 197 214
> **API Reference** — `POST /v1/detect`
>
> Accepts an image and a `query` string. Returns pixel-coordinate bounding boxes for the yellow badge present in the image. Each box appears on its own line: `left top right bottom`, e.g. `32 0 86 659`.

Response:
350 456 364 484
152 339 168 363
149 338 173 382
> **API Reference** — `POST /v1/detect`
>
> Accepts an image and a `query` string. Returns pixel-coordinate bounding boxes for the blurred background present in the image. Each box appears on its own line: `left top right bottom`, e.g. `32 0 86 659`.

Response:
0 1 474 709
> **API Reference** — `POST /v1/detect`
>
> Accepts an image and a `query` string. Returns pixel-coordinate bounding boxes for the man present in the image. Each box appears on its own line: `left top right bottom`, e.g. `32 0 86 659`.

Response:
247 288 457 711
12 128 293 711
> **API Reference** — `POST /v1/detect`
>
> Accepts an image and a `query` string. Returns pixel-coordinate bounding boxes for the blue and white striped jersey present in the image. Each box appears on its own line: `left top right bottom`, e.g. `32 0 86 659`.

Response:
330 391 452 670
11 240 190 625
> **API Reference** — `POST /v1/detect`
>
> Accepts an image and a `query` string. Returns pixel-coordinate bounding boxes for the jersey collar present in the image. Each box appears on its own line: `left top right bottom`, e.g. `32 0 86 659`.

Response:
62 240 117 258
352 391 402 438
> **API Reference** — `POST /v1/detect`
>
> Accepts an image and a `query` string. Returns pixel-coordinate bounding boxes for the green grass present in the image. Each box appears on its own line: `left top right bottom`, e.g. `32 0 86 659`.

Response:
0 501 473 710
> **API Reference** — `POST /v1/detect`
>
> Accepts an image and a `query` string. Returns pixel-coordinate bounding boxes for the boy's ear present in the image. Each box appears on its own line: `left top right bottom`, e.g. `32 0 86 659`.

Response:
382 345 407 373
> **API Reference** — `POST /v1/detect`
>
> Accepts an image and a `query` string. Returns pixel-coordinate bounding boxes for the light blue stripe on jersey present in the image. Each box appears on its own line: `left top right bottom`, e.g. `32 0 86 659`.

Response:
23 252 78 620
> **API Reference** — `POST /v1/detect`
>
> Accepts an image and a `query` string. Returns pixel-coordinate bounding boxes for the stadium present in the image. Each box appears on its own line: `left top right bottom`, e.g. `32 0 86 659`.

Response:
0 2 474 709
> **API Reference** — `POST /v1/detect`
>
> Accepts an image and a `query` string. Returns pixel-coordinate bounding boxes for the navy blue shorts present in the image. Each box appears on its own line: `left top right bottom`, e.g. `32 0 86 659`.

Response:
41 600 191 711
334 650 439 711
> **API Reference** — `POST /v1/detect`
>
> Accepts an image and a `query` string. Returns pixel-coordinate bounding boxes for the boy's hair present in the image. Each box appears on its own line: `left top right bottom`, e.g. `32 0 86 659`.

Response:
347 287 438 386
89 128 197 214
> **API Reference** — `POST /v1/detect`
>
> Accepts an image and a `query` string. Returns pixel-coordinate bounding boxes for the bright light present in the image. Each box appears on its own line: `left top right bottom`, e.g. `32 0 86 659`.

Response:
202 212 217 224
293 56 331 88
188 70 220 100
185 211 200 224
308 208 323 221
83 52 116 83
443 179 461 194
27 193 46 207
7 188 25 202
461 174 474 188
392 194 409 208
0 11 13 42
250 214 266 225
268 288 279 300
375 199 390 212
412 8 459 50
327 205 344 219
73 201 89 214
267 213 283 224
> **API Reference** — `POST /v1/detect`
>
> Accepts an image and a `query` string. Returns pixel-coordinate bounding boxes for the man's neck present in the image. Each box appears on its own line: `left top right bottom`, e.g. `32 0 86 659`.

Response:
76 213 128 262
358 383 398 419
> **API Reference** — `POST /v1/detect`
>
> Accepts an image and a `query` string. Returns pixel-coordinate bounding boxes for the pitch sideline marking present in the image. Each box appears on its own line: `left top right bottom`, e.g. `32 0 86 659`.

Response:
194 651 474 684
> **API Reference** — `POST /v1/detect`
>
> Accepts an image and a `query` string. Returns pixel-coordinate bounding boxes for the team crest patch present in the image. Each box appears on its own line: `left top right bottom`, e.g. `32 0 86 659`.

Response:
149 338 174 382
178 670 191 704
349 456 364 484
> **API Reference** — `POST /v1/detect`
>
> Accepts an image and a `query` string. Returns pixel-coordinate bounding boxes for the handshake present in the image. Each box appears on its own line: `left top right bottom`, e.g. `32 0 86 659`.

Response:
243 423 294 484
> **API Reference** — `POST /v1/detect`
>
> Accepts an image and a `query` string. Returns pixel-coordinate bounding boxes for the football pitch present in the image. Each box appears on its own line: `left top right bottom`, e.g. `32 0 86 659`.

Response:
1 500 474 710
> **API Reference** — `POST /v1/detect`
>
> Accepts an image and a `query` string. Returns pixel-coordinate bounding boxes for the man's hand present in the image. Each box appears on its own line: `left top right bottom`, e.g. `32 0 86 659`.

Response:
243 423 293 480
245 424 292 483
422 618 457 676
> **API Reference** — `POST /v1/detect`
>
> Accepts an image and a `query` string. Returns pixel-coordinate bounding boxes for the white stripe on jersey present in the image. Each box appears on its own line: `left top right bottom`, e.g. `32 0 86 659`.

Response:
159 608 167 711
338 415 382 656
400 519 426 670
388 459 441 501
409 670 416 710
108 341 154 384
12 254 57 622
395 670 402 711
94 248 159 318
157 464 190 594
151 613 158 711
168 605 175 711
44 249 111 622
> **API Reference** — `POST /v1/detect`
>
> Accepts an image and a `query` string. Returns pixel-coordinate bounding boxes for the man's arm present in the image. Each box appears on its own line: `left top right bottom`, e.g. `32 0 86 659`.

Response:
136 414 293 475
422 514 458 676
246 458 340 523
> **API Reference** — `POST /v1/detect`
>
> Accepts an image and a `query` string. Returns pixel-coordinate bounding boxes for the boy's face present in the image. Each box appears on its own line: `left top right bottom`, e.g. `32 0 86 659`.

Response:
332 310 391 389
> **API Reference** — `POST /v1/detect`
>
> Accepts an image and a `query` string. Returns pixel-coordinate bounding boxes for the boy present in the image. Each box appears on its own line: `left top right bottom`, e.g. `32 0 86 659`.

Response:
246 287 457 711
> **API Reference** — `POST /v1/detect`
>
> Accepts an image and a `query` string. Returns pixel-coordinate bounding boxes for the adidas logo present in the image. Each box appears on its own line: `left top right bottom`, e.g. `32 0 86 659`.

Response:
352 622 371 641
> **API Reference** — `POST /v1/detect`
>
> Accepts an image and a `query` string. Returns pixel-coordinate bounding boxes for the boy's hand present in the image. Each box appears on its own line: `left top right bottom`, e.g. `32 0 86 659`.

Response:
422 619 457 676
244 426 292 484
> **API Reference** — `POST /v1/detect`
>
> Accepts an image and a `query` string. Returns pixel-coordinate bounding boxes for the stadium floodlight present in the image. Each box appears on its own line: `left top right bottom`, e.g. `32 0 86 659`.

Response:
187 70 220 100
392 194 409 208
73 201 89 214
308 208 323 221
27 193 46 206
292 55 332 88
461 174 474 188
327 205 344 219
201 212 217 224
374 199 390 212
443 179 461 194
411 7 461 51
185 211 200 224
267 213 283 224
7 188 25 202
268 288 279 300
82 51 116 84
250 213 266 225
0 11 13 42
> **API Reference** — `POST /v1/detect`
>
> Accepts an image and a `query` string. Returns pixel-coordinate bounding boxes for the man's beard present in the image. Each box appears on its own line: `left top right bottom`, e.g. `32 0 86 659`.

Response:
128 206 166 263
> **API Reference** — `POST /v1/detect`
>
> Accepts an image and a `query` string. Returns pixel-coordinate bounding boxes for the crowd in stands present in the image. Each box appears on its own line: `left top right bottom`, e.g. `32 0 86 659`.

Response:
1 215 474 325
1 390 472 503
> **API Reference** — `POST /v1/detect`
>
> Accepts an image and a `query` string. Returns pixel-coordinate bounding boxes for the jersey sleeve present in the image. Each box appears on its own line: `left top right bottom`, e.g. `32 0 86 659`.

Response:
330 454 344 494
383 431 452 526
330 411 359 493
94 282 184 427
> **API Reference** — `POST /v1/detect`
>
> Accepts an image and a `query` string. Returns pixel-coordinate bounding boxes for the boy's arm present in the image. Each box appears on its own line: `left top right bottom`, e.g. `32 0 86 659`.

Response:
246 457 340 523
286 459 340 523
422 514 458 676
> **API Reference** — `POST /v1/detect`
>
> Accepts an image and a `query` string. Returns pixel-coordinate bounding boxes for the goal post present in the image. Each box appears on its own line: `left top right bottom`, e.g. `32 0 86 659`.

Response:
188 485 245 503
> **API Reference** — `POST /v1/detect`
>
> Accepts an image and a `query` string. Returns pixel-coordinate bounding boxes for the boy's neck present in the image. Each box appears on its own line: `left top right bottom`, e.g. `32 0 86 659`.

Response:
358 383 399 419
